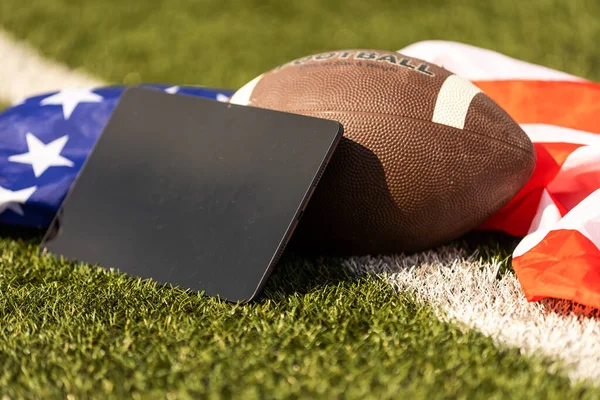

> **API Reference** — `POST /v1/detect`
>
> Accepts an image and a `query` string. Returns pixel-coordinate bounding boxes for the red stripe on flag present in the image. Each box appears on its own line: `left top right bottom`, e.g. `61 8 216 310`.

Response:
473 80 600 134
513 229 600 310
479 142 583 236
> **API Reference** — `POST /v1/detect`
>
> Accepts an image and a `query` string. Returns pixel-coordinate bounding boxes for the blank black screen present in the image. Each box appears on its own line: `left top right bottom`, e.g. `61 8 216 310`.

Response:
41 87 341 302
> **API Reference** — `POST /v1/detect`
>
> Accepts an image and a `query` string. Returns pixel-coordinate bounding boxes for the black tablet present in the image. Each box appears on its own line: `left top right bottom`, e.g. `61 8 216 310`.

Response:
40 87 342 302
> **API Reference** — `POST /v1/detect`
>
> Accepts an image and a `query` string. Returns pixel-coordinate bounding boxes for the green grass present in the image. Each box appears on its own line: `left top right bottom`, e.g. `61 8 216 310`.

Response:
1 0 600 398
0 0 598 90
0 237 596 399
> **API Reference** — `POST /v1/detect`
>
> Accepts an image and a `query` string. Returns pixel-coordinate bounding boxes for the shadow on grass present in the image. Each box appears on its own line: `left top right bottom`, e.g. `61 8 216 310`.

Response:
9 224 594 318
0 225 522 300
459 229 521 255
0 225 45 242
259 229 523 302
257 250 357 302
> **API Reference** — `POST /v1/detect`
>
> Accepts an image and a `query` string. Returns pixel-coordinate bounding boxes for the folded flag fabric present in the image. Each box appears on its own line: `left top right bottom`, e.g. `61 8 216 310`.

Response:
0 85 233 229
399 40 600 309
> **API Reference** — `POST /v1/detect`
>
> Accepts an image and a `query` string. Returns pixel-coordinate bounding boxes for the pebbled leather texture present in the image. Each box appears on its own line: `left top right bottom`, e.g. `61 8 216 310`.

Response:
233 49 536 255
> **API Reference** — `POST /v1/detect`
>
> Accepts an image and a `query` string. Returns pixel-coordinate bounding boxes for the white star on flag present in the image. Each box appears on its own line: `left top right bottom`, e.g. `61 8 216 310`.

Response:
165 86 180 94
40 88 104 120
216 93 230 102
0 186 37 216
9 133 74 177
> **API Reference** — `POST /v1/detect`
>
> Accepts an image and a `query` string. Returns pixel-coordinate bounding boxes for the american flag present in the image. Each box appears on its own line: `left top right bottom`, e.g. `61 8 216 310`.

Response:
0 85 233 230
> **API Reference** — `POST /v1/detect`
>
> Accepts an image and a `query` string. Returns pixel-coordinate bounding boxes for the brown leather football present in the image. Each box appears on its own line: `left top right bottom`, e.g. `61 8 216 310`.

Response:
229 49 536 255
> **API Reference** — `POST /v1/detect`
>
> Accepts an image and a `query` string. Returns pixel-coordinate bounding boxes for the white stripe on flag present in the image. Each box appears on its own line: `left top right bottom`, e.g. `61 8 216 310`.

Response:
513 189 562 257
521 124 600 146
398 40 587 82
548 145 600 209
514 189 600 257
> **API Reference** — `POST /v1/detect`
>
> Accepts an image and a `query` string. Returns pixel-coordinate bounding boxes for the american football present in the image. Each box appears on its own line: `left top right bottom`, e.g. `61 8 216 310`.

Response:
229 49 537 255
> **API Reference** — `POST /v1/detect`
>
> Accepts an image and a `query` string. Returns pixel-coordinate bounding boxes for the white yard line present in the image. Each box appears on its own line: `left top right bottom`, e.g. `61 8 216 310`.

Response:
344 247 600 384
0 30 104 105
1 27 599 386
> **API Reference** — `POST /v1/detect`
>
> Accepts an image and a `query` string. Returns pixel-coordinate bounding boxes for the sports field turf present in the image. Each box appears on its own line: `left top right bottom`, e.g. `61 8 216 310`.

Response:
1 0 599 398
1 0 598 88
0 236 594 399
